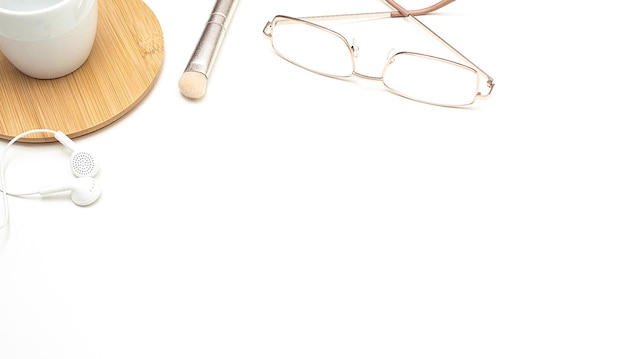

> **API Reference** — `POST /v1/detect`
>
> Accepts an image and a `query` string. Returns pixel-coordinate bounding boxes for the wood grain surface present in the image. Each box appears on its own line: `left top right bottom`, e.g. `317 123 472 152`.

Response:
0 0 164 143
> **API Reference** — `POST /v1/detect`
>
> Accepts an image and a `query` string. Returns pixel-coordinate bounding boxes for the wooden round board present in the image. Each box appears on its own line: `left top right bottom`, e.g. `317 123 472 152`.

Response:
0 0 164 143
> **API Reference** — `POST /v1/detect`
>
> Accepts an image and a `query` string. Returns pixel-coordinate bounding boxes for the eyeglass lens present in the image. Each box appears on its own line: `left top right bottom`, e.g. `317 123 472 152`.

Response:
271 17 353 77
383 53 479 106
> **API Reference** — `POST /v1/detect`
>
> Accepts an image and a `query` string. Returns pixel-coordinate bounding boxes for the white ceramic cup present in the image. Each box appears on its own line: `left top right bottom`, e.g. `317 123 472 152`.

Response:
0 0 98 79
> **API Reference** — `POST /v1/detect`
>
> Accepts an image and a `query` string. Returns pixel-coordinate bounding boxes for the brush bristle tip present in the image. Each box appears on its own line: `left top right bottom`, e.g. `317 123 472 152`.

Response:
179 71 208 99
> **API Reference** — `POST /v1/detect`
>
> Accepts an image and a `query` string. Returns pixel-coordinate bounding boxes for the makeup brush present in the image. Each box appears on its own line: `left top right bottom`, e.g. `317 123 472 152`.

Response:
178 0 239 99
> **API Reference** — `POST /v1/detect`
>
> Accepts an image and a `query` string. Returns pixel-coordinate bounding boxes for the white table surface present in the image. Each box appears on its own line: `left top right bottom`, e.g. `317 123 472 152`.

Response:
1 0 625 358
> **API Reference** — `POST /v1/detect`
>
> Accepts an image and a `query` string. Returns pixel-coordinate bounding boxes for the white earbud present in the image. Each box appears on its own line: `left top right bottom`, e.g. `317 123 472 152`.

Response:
38 177 102 206
54 131 100 177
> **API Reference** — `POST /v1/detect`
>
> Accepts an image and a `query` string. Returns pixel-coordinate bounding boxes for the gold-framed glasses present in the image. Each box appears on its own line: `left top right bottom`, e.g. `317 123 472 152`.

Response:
262 0 495 107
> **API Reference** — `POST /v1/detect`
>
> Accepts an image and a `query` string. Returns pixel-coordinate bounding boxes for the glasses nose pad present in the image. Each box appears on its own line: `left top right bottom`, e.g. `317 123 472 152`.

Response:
386 48 397 64
351 38 360 58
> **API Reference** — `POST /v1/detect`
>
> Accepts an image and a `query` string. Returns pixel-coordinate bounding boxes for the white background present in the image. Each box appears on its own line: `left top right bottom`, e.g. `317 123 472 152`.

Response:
1 0 625 358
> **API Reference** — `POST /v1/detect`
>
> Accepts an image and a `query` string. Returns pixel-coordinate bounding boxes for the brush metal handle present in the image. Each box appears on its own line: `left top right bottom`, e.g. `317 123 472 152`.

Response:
184 0 239 76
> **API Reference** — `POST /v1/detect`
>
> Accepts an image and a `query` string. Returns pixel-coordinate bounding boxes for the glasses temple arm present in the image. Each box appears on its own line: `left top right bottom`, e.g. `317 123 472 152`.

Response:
411 16 494 93
296 0 455 23
386 0 456 17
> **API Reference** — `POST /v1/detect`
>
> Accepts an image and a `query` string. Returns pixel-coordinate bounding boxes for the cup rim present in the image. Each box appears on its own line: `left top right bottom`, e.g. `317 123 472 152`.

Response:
0 0 73 16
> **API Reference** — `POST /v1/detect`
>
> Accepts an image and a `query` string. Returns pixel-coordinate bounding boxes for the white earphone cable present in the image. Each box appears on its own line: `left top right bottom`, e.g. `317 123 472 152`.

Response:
0 129 57 230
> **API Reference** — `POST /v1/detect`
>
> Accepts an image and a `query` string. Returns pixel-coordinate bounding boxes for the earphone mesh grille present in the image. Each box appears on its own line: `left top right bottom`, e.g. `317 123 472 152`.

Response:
72 152 96 177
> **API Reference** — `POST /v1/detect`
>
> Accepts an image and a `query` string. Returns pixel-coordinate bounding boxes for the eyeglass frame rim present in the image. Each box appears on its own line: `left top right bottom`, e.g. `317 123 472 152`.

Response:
265 16 356 79
383 51 480 106
262 0 495 105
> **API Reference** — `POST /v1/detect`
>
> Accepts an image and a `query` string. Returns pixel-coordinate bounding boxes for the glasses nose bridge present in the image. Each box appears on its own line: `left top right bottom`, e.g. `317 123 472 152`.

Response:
353 70 383 82
351 45 393 82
